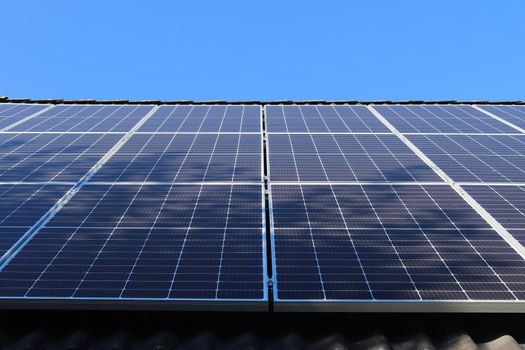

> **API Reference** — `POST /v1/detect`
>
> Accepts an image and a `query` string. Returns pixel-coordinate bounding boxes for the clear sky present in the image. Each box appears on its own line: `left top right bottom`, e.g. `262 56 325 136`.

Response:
2 1 524 101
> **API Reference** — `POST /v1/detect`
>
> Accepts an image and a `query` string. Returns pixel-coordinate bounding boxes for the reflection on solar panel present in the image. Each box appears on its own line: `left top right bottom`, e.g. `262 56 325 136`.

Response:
0 184 70 257
271 184 525 310
1 102 525 312
408 135 525 183
373 105 517 133
478 105 525 131
92 133 261 182
138 105 261 132
266 105 389 133
0 184 265 305
268 134 441 182
0 104 50 130
0 133 121 182
466 185 525 245
11 105 154 132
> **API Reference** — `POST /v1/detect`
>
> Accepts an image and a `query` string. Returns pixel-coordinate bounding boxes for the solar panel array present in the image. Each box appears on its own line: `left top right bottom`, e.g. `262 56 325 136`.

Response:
0 102 524 312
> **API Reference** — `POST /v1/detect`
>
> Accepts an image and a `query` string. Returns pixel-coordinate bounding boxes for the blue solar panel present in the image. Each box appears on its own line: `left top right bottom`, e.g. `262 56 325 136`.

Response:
266 105 389 133
3 102 525 312
408 134 525 183
0 184 266 306
10 105 154 132
478 105 525 131
138 105 261 132
271 184 525 308
465 185 525 245
373 105 517 133
0 184 70 258
92 133 262 182
0 133 121 182
268 134 441 182
0 104 50 130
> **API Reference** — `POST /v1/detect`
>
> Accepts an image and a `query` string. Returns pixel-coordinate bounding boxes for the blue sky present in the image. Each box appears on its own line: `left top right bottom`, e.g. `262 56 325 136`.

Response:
2 1 524 101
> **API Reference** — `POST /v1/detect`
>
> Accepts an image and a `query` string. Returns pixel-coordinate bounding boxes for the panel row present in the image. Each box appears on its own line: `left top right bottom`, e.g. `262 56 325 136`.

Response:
2 103 524 135
1 104 260 133
0 104 50 130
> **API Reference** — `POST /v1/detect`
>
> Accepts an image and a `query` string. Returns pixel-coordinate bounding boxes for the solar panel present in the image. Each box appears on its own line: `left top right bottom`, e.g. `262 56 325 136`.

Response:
2 102 525 313
0 133 121 182
270 184 525 311
268 134 441 182
0 184 266 308
0 184 71 258
0 104 50 130
138 105 261 132
465 185 525 245
477 105 525 132
373 105 517 133
92 133 262 183
10 105 154 133
408 134 525 183
266 105 389 133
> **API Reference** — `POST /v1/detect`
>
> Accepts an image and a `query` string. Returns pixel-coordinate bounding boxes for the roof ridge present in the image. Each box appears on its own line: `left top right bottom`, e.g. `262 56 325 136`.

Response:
1 96 524 105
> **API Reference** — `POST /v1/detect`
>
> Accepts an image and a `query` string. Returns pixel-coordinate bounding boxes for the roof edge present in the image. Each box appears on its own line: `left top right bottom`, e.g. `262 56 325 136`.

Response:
1 96 524 105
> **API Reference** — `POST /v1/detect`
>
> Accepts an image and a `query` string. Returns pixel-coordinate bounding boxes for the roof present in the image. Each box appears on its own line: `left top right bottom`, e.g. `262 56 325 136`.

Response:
2 311 525 349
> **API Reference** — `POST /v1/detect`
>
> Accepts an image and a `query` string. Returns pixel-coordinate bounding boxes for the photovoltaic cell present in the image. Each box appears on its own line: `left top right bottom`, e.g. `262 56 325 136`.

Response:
373 105 516 133
266 105 389 133
478 105 525 131
0 184 265 303
0 184 71 258
408 134 525 183
465 185 525 245
0 104 50 130
10 105 153 133
268 134 441 182
271 184 525 305
138 105 261 133
92 133 261 182
0 133 121 182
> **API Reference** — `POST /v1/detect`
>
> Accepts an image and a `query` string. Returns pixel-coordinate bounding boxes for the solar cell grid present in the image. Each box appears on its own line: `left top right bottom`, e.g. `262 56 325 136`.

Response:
271 184 525 305
0 184 266 302
478 105 525 132
268 134 442 182
138 105 261 133
10 105 153 133
92 133 262 183
0 104 50 130
466 185 525 245
265 105 389 133
373 105 517 133
0 184 70 258
409 134 525 183
0 133 122 182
